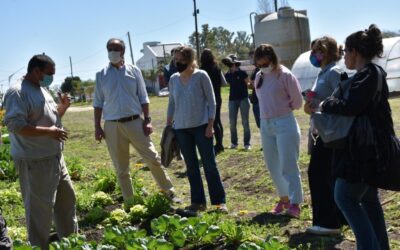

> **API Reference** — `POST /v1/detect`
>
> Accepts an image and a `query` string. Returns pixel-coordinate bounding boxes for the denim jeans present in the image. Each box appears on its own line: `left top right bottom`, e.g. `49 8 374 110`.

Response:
229 98 251 146
334 178 389 250
260 112 303 204
174 124 226 205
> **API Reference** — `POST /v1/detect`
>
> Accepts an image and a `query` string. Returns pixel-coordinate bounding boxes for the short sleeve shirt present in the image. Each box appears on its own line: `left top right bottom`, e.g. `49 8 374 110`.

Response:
225 69 249 101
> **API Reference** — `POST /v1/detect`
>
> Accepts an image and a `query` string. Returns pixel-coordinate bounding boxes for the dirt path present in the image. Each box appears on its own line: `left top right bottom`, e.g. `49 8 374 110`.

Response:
68 106 93 113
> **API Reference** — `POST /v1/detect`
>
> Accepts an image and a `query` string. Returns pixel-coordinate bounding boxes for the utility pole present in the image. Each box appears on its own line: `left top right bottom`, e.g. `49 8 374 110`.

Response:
193 0 200 62
250 12 257 49
69 56 74 78
274 0 278 12
127 31 135 65
8 66 24 88
162 44 167 64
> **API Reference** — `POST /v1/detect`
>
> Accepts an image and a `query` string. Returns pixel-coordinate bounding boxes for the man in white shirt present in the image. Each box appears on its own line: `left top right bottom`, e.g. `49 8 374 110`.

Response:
93 38 178 205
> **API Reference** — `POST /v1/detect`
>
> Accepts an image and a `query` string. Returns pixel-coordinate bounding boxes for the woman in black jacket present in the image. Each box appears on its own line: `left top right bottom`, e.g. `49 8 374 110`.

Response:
314 25 392 250
200 49 226 154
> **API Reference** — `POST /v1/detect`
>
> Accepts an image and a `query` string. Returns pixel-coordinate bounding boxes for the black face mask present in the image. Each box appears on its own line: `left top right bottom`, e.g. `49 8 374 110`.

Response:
176 62 188 73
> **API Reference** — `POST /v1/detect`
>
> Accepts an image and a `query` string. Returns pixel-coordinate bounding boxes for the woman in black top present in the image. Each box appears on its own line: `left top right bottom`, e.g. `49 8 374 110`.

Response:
315 25 392 250
200 49 226 154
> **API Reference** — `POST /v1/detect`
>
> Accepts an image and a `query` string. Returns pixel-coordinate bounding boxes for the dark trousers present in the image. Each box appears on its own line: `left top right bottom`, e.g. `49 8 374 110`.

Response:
213 102 224 149
308 137 343 229
175 124 226 205
252 102 260 129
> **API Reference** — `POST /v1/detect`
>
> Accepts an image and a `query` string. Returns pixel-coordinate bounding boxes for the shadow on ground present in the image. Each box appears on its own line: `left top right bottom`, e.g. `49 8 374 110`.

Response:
250 212 291 227
288 232 345 250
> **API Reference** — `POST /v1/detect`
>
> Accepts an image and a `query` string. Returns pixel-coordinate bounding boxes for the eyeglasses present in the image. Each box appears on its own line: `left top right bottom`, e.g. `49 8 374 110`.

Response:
256 64 269 68
107 47 123 52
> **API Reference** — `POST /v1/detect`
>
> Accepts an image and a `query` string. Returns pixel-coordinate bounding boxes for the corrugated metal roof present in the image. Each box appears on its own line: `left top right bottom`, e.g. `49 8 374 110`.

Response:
149 43 181 58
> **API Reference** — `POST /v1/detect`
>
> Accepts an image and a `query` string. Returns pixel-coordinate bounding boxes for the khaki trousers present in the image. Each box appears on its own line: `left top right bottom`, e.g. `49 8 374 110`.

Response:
15 154 78 250
104 118 174 200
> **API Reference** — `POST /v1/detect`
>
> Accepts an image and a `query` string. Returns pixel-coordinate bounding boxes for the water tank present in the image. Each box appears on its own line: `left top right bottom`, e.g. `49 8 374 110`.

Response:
254 7 311 68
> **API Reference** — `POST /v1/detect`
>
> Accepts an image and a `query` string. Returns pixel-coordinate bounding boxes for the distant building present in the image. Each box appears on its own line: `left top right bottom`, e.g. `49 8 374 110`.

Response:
136 41 182 71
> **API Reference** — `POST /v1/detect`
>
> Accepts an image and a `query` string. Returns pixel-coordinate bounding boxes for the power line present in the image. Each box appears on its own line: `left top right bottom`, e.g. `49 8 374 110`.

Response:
132 15 192 37
198 14 248 22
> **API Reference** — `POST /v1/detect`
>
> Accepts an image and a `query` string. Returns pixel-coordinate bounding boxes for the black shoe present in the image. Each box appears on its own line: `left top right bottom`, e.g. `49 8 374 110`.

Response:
184 203 207 212
214 145 225 155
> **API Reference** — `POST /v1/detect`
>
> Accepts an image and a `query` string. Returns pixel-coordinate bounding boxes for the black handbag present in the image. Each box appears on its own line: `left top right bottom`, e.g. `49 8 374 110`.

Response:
366 135 400 191
352 65 400 191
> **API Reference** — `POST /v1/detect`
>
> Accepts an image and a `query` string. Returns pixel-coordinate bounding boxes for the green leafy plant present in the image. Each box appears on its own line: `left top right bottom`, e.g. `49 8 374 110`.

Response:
65 156 85 181
95 174 116 193
81 206 109 226
145 192 171 219
129 204 148 223
0 187 22 206
109 208 130 225
91 191 113 207
0 145 17 181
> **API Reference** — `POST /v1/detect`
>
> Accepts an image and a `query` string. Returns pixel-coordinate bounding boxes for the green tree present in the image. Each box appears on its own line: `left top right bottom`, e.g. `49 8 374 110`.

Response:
188 24 251 62
382 30 400 38
61 76 81 96
233 31 252 59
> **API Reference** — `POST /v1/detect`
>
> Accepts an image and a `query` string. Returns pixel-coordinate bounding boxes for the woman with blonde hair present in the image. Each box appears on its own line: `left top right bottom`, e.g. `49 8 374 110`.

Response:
254 44 303 218
167 46 227 213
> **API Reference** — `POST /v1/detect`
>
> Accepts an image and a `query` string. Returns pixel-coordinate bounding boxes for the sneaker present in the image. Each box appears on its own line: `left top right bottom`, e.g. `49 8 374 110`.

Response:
230 144 238 149
286 204 300 218
162 190 182 204
244 145 252 151
185 203 207 212
213 204 228 213
271 201 290 215
306 226 341 236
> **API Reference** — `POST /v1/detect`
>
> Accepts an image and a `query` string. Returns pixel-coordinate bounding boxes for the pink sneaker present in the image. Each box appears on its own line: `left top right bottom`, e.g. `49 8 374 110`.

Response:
286 204 300 218
271 201 289 215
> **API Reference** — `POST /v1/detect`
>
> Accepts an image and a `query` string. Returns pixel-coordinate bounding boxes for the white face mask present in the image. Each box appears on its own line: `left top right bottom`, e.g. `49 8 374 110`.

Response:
260 66 273 74
108 51 122 64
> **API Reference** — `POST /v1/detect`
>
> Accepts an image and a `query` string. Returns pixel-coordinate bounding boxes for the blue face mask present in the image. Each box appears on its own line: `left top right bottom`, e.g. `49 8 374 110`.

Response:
39 74 54 87
309 53 323 68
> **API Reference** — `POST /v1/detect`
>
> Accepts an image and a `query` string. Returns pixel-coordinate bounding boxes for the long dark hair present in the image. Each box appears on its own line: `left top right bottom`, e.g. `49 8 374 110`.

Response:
200 49 217 69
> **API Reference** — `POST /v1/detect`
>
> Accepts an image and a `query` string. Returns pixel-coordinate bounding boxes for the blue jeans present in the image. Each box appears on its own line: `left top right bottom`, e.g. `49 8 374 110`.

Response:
334 178 389 250
229 98 251 146
174 124 226 205
260 112 303 204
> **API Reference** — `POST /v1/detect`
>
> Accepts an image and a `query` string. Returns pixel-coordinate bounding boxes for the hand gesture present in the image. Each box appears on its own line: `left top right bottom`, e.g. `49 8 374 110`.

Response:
48 125 68 141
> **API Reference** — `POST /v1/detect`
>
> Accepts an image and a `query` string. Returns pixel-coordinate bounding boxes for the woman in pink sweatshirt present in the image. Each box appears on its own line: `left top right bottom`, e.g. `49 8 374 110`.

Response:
254 44 304 218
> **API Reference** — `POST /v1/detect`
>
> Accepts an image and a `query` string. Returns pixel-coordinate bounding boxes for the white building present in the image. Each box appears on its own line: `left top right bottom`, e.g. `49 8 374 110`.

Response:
136 41 182 71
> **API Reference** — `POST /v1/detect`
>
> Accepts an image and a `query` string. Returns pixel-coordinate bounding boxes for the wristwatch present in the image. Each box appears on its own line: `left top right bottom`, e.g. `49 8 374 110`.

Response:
144 116 152 123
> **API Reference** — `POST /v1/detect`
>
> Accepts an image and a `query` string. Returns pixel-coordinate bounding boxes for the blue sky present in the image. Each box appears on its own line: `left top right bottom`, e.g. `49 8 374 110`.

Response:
0 0 399 90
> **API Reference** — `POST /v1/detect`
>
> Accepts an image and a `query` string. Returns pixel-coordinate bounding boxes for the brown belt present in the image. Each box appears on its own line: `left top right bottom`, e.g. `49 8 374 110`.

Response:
109 115 140 122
